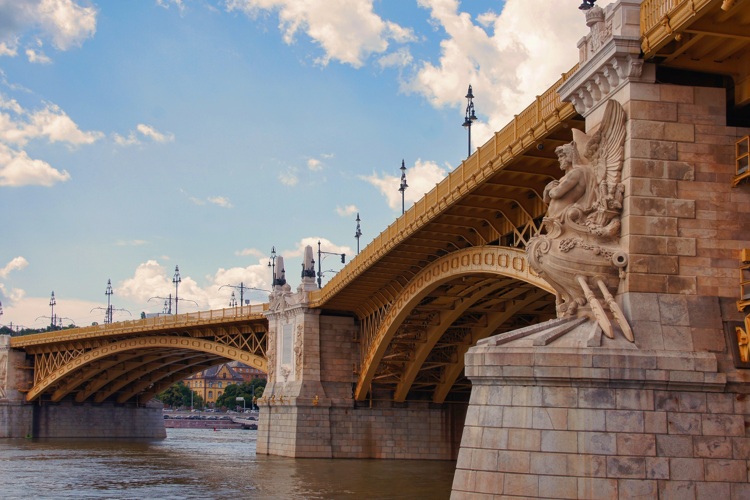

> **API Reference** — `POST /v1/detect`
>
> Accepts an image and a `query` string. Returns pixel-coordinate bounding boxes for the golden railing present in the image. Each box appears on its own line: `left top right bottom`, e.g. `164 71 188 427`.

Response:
10 304 268 347
310 64 580 309
640 0 715 55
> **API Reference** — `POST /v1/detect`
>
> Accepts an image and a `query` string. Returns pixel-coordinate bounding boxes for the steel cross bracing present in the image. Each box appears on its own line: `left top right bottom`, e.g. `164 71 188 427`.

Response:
12 310 268 404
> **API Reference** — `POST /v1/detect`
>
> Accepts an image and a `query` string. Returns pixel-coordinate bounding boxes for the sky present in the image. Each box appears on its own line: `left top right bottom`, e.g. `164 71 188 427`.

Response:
0 0 596 329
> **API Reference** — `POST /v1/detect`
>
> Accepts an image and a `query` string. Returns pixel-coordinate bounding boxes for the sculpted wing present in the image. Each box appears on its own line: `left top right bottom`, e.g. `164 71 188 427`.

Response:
597 100 627 187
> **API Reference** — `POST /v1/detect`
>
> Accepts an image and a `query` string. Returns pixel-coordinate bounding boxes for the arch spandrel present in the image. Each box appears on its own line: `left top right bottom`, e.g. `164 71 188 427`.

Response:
355 245 554 401
25 336 267 403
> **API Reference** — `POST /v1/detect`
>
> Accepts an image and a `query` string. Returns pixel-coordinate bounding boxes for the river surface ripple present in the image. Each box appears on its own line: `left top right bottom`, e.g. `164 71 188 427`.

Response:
0 428 455 499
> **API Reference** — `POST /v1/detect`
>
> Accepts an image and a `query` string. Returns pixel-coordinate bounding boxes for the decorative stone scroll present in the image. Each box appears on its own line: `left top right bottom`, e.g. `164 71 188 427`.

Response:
527 99 633 342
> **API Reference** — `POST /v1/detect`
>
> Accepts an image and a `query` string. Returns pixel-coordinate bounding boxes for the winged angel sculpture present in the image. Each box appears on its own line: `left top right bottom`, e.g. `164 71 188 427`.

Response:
527 100 633 341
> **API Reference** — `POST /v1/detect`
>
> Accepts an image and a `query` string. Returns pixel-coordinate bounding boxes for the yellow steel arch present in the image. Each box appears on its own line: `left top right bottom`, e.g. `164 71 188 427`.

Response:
25 336 267 402
355 245 554 401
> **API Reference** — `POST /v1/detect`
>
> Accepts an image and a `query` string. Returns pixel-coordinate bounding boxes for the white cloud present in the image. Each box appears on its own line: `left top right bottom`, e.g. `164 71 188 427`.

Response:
235 247 266 258
0 40 19 57
287 236 351 262
25 47 51 63
156 0 185 13
0 143 70 187
377 47 413 69
116 259 272 313
115 239 147 247
0 99 102 147
335 204 358 217
0 0 97 57
2 294 105 328
136 123 174 143
114 123 174 146
405 0 588 145
0 96 100 187
307 158 323 171
0 256 29 279
361 158 449 212
207 196 233 208
278 167 298 186
226 0 415 67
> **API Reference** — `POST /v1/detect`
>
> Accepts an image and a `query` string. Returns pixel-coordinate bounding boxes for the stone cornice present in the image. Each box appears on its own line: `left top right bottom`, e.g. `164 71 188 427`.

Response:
558 36 645 117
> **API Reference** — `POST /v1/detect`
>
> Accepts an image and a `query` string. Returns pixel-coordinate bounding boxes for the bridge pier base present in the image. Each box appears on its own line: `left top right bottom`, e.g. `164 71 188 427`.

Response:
257 281 466 458
452 318 750 499
2 334 166 439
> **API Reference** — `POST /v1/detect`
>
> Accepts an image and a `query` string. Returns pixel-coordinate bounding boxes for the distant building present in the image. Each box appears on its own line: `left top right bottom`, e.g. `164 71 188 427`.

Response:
183 361 266 406
227 360 267 383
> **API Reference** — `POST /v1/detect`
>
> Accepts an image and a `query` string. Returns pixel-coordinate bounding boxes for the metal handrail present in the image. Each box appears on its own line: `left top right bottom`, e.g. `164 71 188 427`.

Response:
9 303 268 347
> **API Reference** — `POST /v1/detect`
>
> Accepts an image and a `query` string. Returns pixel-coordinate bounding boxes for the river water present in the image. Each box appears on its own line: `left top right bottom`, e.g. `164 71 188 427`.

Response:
0 428 456 499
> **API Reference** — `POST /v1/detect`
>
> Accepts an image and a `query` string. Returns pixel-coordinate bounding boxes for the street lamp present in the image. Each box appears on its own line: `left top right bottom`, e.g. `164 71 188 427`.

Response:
219 283 271 307
355 213 362 254
229 291 238 308
105 279 113 324
172 265 181 315
578 0 596 9
399 160 408 215
149 295 198 314
268 246 277 287
317 240 345 289
462 85 478 158
49 291 56 328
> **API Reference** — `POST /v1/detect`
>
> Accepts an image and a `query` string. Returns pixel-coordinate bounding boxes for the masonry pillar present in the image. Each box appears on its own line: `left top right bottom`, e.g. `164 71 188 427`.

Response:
256 250 334 457
453 1 750 498
0 334 33 438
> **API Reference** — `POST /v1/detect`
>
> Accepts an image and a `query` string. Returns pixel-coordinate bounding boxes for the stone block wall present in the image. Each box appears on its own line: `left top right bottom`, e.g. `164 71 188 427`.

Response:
617 82 750 340
0 402 33 438
31 400 166 438
452 347 750 499
319 315 357 401
329 404 465 460
258 400 464 459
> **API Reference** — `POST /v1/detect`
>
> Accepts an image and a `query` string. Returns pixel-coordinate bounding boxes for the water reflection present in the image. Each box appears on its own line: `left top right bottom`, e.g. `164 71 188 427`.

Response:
0 429 455 499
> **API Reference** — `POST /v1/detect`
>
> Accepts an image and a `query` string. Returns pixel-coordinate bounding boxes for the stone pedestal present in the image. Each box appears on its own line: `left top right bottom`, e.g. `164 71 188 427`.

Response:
451 321 750 499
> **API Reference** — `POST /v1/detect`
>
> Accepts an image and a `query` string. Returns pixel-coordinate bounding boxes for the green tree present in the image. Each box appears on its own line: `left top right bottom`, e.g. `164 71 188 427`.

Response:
156 382 204 409
215 378 266 410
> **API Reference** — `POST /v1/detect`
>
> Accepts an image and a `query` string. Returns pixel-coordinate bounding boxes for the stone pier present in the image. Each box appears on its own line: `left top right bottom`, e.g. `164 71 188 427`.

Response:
1 334 165 439
256 251 465 459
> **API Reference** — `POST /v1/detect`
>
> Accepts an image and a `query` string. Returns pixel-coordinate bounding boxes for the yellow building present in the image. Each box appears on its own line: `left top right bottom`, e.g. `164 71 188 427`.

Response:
184 363 244 407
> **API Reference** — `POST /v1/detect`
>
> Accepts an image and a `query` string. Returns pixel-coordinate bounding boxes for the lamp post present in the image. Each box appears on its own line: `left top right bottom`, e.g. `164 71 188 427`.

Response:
49 291 56 328
462 85 478 158
229 291 237 308
105 279 113 324
220 283 270 307
399 160 408 215
268 246 277 287
355 213 362 254
317 240 346 289
172 265 181 315
149 295 198 314
578 0 596 9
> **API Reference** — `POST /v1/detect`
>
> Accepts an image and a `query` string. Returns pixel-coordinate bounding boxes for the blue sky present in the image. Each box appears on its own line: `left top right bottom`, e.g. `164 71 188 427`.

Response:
0 0 591 328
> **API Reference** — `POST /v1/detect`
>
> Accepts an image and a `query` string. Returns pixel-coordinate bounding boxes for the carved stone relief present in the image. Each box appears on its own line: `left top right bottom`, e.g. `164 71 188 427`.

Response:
527 99 633 341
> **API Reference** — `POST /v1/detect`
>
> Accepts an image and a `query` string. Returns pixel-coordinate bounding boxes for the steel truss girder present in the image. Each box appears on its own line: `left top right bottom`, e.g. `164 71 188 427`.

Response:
23 321 267 403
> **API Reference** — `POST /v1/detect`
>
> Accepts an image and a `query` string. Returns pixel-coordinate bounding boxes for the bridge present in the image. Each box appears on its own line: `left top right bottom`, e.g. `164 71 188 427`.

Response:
7 54 580 410
9 306 267 405
4 0 750 496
